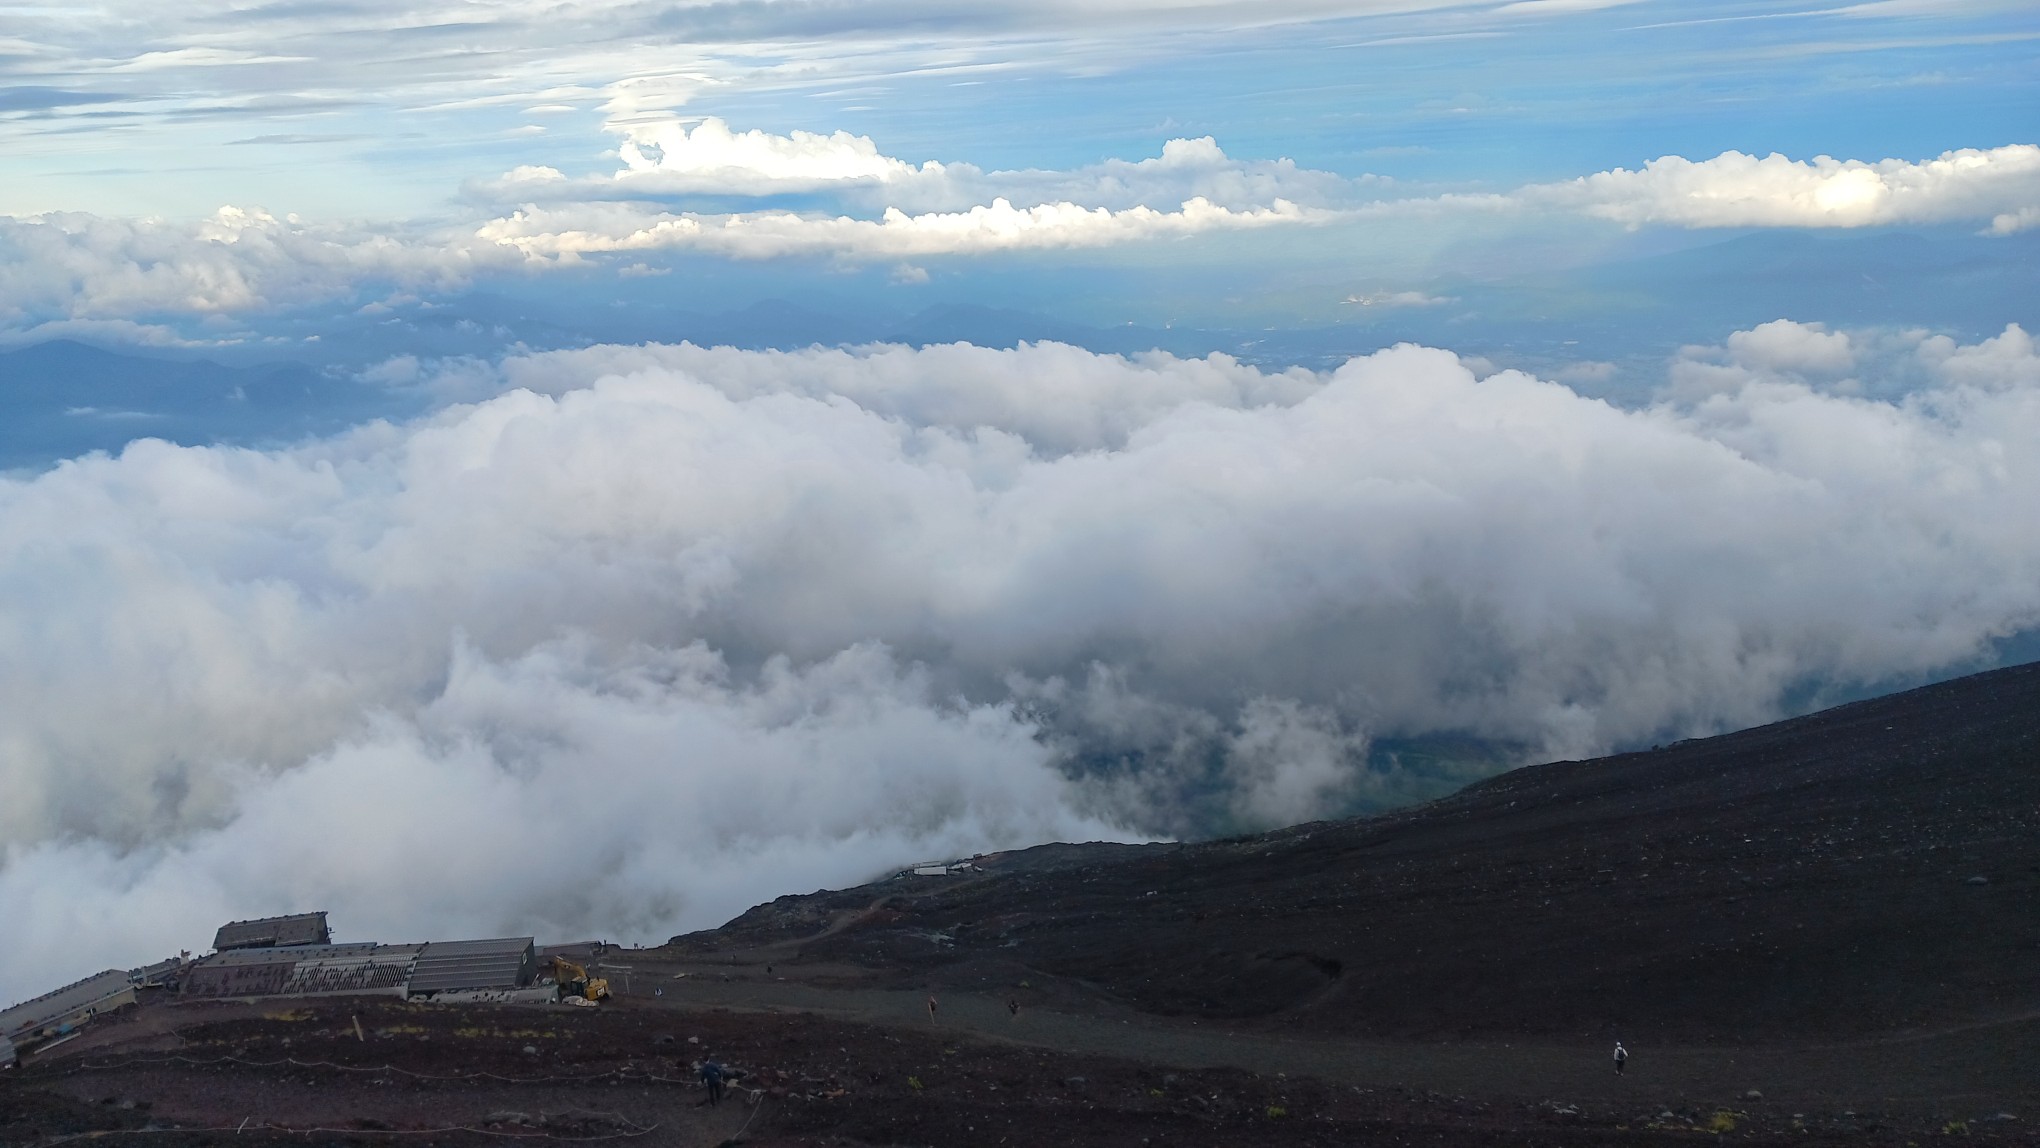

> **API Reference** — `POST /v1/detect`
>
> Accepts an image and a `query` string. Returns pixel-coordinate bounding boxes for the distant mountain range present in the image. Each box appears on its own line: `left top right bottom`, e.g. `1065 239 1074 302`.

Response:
6 225 2033 468
0 340 404 469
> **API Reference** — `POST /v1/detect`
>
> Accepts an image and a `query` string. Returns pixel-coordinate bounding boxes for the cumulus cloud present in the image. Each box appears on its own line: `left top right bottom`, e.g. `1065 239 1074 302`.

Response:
1990 205 2040 235
7 137 2034 332
475 195 1331 261
1526 144 2040 229
614 117 924 192
1727 319 1855 373
0 207 513 322
3 130 1355 328
0 637 1118 998
4 324 2040 1000
465 127 1359 266
422 339 1321 453
479 124 1359 216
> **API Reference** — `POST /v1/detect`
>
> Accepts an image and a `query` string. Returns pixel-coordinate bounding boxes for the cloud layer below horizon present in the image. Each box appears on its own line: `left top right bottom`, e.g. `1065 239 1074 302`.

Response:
2 137 2035 335
3 320 2039 1002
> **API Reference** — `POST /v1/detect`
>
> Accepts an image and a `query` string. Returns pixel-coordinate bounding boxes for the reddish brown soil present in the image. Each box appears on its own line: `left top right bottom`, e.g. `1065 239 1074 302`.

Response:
4 994 2033 1148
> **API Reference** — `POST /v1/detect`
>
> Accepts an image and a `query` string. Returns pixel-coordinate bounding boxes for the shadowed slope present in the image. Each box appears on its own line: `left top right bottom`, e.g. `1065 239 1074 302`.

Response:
685 660 2040 1043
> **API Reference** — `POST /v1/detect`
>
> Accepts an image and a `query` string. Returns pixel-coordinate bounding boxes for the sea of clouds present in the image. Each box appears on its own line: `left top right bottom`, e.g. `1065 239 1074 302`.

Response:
3 320 2038 1001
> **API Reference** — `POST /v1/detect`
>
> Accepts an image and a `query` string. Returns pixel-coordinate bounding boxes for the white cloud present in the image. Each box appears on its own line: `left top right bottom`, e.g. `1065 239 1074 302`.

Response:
475 194 1332 261
1343 290 1454 307
463 137 2040 272
1917 322 2040 391
4 325 2040 1000
2 130 1361 326
615 117 923 191
108 47 310 72
1528 145 2040 229
0 207 514 321
480 125 1358 217
4 136 2033 331
1989 205 2040 234
474 135 2040 263
439 339 1322 453
0 638 1124 1002
1727 319 1855 373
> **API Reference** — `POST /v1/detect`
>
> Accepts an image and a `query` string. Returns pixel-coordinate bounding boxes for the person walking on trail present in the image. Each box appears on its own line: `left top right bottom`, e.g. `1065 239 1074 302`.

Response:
1613 1042 1628 1075
700 1057 726 1105
1007 998 1020 1018
927 994 939 1024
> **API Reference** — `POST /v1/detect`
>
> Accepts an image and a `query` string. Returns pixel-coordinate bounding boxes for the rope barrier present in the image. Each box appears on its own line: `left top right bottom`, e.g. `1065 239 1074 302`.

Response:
730 1092 766 1141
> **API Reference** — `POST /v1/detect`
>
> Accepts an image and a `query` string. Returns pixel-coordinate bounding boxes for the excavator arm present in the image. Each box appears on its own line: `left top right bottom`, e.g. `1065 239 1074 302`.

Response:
544 957 610 1002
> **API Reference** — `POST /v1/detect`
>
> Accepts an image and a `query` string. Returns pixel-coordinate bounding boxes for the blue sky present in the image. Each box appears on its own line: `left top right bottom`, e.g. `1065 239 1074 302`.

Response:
4 1 2035 220
0 0 2034 358
2 0 2038 995
0 0 2034 368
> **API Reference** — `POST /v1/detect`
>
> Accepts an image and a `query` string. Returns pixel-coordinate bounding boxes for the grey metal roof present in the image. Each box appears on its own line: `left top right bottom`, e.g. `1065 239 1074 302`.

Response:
213 912 331 951
280 956 414 996
199 942 383 968
1 970 133 1040
406 937 535 994
180 943 425 999
180 961 297 999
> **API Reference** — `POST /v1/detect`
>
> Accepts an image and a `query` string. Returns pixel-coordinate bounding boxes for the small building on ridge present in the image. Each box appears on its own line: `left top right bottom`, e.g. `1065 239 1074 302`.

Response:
213 912 332 952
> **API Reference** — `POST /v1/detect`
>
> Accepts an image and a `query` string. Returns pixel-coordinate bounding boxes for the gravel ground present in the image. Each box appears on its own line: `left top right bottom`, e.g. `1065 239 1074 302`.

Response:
3 992 2033 1148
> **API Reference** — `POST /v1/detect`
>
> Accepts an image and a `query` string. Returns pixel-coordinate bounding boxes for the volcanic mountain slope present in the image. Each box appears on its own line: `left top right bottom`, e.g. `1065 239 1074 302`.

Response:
679 661 2040 1043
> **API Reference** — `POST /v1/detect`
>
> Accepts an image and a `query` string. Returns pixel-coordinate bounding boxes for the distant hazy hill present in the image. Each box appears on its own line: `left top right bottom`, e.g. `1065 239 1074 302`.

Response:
0 340 401 468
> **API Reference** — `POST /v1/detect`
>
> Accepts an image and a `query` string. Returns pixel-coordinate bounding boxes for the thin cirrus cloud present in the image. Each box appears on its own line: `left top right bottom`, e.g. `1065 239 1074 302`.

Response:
0 0 1483 143
5 0 2023 220
0 320 2037 1002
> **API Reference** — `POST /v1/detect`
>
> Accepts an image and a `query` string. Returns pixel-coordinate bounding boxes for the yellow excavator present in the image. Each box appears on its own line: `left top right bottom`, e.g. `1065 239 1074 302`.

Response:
545 956 611 1003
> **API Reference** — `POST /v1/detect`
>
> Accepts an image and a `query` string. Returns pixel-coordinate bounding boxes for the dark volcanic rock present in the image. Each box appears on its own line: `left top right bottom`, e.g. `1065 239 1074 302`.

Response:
698 660 2040 1042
